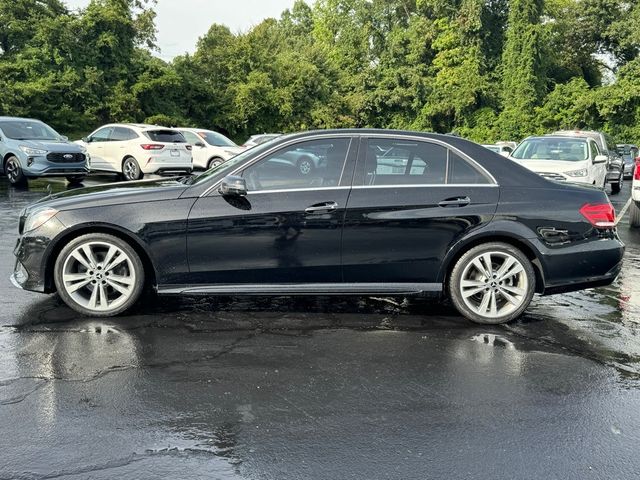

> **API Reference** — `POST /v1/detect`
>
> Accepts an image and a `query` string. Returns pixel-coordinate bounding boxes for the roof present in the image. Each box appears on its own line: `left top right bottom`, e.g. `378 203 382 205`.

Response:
0 116 45 122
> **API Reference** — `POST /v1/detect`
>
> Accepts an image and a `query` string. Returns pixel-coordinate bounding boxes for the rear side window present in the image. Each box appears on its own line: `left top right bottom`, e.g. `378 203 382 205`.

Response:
144 130 186 143
359 139 491 186
111 127 138 141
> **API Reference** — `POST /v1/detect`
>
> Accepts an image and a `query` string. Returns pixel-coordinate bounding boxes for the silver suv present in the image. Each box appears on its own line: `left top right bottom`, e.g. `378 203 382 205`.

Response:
0 117 89 186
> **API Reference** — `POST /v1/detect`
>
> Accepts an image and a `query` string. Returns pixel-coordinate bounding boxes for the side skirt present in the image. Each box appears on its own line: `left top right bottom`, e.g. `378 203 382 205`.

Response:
157 283 443 296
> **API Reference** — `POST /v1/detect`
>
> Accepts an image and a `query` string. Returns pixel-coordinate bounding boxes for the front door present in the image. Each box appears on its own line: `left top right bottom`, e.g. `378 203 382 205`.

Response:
85 127 114 172
342 136 499 284
186 136 357 285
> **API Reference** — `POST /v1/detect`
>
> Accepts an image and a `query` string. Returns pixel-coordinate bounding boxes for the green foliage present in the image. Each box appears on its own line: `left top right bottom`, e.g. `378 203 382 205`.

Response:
0 0 638 144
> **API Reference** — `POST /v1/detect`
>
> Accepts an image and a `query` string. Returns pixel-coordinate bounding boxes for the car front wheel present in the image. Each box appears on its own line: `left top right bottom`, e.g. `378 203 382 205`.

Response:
449 242 536 324
54 233 145 317
611 173 623 195
207 157 223 169
5 156 26 186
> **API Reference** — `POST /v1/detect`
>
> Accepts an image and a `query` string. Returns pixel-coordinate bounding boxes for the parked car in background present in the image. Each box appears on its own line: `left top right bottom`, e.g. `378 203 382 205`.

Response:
0 117 88 186
631 157 640 227
510 135 608 188
78 124 192 181
12 130 623 325
242 134 281 149
617 144 639 178
178 128 244 170
482 144 513 157
553 130 623 194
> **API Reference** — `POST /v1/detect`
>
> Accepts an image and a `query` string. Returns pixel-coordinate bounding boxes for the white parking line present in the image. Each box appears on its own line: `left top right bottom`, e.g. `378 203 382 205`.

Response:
615 196 633 226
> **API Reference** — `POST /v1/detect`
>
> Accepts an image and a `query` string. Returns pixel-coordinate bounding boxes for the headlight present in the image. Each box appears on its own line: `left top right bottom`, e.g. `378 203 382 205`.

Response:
19 145 48 155
565 168 588 177
23 208 58 233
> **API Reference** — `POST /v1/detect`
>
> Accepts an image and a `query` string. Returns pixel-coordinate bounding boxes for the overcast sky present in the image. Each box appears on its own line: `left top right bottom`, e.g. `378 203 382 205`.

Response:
64 0 300 60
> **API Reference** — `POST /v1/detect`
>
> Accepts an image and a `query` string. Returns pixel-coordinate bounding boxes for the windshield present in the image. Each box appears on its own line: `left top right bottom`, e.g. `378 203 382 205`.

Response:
0 120 60 141
199 131 236 147
511 138 589 162
190 138 283 185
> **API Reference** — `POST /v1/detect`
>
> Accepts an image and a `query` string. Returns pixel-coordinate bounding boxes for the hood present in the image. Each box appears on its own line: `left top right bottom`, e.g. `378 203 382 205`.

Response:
19 139 85 153
28 177 189 213
510 158 588 174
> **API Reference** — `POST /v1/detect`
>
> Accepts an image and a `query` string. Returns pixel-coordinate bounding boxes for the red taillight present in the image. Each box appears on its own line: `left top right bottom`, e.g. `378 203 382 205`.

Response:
580 203 616 228
634 157 640 180
141 144 164 151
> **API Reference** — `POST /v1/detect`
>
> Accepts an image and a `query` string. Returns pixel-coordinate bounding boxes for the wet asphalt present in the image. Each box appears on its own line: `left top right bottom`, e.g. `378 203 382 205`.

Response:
1 176 640 479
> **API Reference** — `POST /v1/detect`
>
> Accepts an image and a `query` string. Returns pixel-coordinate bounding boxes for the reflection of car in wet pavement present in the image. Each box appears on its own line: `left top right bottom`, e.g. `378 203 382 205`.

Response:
11 130 624 325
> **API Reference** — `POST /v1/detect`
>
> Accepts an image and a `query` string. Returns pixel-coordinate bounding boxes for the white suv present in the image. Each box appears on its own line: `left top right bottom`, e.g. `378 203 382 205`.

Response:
631 158 640 226
510 135 608 188
78 124 193 181
178 128 244 170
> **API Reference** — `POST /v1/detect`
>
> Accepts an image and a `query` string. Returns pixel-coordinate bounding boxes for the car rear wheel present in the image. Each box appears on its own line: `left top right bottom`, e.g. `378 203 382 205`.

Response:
5 156 26 186
630 201 640 228
207 157 223 169
66 176 86 184
122 157 143 181
449 242 535 324
54 233 145 317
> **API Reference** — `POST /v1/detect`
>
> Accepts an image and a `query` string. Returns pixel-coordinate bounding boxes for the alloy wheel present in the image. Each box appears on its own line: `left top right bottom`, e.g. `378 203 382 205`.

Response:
61 241 136 313
6 159 20 183
123 159 138 180
458 251 529 319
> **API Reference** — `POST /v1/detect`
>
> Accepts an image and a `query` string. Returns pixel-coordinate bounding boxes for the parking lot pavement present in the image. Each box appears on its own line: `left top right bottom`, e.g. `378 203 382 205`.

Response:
1 176 640 479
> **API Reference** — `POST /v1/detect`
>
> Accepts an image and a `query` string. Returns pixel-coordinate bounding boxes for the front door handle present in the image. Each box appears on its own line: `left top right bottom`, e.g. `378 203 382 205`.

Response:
438 196 470 207
305 201 338 213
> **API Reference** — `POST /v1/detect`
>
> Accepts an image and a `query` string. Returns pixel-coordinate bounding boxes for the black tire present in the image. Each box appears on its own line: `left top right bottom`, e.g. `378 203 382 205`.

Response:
122 157 143 181
297 156 314 176
4 156 27 186
448 242 536 324
207 157 224 169
53 233 145 317
630 201 640 228
610 174 622 195
66 176 86 184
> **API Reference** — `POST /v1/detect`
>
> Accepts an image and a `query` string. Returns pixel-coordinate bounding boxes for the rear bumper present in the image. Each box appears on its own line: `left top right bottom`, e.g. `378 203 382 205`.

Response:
140 158 192 174
538 236 625 295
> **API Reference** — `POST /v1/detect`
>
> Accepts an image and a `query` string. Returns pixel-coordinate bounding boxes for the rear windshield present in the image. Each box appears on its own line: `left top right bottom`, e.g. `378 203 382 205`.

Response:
144 130 186 143
617 145 636 155
511 138 589 162
199 131 236 147
0 120 60 141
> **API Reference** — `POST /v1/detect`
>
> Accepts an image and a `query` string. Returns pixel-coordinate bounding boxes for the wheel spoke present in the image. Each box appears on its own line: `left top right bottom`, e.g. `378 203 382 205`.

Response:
81 245 98 267
489 291 498 316
477 290 491 313
498 264 524 282
498 288 521 306
70 250 92 269
107 274 134 286
482 253 493 276
462 285 486 298
98 284 108 308
501 284 525 296
66 278 92 293
88 285 99 309
471 258 491 279
106 278 132 295
495 257 516 279
104 252 127 272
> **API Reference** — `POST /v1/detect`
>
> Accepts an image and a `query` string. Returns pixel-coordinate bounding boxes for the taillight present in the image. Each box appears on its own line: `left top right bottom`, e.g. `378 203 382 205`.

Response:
580 203 616 228
141 144 164 150
634 157 640 180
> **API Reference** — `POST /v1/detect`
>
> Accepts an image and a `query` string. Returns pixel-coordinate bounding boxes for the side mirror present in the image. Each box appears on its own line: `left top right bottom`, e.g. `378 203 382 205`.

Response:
219 175 247 196
60 135 69 142
195 142 205 148
82 136 90 143
594 154 608 164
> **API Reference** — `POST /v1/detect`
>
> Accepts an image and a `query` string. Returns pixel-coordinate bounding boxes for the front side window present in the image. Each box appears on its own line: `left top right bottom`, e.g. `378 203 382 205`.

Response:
182 131 202 145
91 127 113 142
590 140 601 159
243 138 350 191
198 130 236 147
361 138 490 185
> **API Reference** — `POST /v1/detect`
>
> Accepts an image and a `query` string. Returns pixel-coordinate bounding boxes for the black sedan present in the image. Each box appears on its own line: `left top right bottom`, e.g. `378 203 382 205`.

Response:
11 130 624 324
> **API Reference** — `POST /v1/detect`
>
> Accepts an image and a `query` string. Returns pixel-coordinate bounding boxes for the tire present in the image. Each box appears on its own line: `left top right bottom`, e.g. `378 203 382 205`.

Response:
122 157 143 181
207 157 223 169
66 176 86 184
4 156 27 186
611 173 622 195
448 242 536 324
297 156 314 175
53 233 145 317
630 201 640 228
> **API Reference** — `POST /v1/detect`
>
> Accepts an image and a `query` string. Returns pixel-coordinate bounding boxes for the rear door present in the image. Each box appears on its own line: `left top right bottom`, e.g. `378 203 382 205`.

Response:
342 135 499 284
106 127 138 171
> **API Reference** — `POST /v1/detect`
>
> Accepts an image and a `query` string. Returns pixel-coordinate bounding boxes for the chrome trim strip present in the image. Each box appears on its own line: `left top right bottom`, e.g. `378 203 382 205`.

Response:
158 282 443 295
351 184 499 189
247 186 351 195
199 133 357 198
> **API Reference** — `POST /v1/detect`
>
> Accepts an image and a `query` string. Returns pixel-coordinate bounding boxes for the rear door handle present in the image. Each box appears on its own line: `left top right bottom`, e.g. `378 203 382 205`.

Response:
438 196 470 207
305 201 338 213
